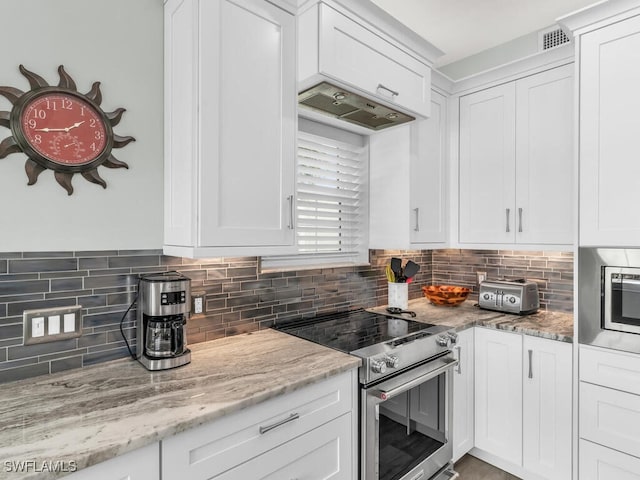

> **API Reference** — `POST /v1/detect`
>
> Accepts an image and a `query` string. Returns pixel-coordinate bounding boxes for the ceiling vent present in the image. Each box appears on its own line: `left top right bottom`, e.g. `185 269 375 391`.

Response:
539 27 571 51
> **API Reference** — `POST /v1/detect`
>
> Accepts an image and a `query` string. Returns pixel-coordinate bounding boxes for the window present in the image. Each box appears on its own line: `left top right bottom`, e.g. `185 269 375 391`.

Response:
262 119 368 270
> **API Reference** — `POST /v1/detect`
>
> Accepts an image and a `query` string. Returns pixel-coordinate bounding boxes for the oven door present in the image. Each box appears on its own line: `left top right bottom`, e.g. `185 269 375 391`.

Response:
362 353 457 480
604 266 640 334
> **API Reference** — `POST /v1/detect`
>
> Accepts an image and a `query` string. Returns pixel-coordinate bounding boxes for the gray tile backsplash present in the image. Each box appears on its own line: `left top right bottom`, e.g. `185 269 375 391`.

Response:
0 248 573 383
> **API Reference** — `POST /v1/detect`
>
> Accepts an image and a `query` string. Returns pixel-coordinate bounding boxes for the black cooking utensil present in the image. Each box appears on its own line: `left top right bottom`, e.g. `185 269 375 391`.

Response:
390 257 402 282
403 260 420 280
386 307 417 317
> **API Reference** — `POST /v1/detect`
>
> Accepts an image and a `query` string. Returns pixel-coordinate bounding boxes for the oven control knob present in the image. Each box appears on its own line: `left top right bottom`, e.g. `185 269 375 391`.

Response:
436 335 451 347
384 354 400 369
371 359 387 374
483 293 490 300
447 332 458 344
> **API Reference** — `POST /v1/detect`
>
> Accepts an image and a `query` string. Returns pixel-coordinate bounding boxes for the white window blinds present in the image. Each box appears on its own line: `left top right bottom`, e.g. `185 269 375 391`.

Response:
296 131 367 259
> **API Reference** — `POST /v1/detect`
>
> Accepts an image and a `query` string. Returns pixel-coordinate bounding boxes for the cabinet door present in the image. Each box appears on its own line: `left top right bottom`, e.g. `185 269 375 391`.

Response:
515 64 574 245
579 439 640 480
165 0 296 250
474 328 522 463
580 15 640 246
523 336 572 480
66 443 159 480
318 4 431 117
214 414 353 480
410 91 447 245
452 328 474 462
459 83 516 244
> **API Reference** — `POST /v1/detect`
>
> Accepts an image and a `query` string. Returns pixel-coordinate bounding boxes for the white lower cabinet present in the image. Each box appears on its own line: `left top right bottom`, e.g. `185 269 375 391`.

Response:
474 328 523 463
579 345 640 478
452 327 474 462
65 443 159 480
162 370 356 480
522 336 572 480
215 414 352 479
579 439 640 480
473 328 572 480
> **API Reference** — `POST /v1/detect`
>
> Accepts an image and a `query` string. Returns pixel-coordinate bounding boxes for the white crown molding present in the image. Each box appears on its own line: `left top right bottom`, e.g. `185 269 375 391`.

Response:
558 0 640 36
440 44 574 97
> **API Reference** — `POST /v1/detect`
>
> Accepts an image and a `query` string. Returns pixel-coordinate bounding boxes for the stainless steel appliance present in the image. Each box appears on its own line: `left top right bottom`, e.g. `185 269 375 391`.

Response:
298 81 415 131
136 272 191 370
579 247 640 354
275 309 459 480
478 278 539 315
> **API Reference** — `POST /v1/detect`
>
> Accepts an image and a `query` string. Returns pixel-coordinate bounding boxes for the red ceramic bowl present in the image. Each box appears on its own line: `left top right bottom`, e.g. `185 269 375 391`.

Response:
422 285 470 307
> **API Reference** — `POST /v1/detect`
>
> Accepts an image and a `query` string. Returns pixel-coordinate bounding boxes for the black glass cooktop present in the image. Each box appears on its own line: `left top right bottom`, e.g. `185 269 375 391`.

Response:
274 309 434 354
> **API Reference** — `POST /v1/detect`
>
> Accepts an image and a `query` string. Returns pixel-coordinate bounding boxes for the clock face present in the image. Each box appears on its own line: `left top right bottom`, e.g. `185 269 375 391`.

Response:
19 92 109 165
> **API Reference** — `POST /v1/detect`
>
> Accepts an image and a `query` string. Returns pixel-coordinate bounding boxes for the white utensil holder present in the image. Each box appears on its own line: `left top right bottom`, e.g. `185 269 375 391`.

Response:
388 282 408 310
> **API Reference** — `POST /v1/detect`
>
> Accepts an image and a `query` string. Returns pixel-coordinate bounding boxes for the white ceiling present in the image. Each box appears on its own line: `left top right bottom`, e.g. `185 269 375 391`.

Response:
370 0 599 67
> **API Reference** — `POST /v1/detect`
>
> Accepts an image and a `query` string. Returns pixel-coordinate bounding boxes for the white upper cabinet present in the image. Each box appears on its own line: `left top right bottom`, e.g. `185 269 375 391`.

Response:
459 64 574 247
298 2 435 118
579 14 640 246
164 0 296 257
369 91 447 248
459 83 516 245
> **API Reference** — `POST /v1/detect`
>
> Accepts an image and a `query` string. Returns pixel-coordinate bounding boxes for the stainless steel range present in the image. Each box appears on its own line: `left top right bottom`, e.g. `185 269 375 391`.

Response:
275 309 459 480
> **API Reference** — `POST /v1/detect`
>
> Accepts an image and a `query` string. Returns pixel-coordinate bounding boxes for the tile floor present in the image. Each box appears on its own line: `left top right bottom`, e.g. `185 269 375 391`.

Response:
454 455 521 479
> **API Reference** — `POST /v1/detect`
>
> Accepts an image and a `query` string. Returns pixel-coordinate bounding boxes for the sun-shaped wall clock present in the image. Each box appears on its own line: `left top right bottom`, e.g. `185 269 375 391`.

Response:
0 65 135 195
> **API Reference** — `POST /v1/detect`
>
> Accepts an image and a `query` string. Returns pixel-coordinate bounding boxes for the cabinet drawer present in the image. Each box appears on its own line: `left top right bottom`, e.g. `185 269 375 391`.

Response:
318 4 431 117
580 345 640 395
162 371 354 480
579 439 640 480
580 382 640 458
214 413 353 479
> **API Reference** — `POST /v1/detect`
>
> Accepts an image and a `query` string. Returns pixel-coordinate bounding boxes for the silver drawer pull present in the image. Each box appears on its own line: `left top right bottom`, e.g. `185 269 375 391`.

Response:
518 207 523 233
409 470 424 480
506 208 510 233
528 349 533 379
287 195 294 230
377 83 399 98
259 412 299 434
414 207 420 232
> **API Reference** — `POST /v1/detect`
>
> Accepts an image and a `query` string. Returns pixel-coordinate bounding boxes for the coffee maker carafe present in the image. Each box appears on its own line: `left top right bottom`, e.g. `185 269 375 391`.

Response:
136 272 191 370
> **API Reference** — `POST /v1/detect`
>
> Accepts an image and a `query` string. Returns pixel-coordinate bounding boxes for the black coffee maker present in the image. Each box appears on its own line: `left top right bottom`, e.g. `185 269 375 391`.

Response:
136 272 191 370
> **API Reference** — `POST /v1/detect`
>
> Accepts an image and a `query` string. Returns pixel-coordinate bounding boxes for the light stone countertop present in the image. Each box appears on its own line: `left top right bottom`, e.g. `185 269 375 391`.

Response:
369 297 574 343
0 329 360 480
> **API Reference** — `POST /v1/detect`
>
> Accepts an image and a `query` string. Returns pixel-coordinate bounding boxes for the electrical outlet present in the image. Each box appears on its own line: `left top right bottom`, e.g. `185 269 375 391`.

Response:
477 271 487 286
192 292 205 315
23 306 82 345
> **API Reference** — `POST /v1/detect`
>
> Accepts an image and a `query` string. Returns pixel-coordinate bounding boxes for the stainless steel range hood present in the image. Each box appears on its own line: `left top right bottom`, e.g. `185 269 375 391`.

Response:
298 82 415 131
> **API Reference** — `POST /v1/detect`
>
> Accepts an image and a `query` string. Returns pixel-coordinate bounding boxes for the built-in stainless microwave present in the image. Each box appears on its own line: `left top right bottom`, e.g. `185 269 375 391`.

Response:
579 248 640 353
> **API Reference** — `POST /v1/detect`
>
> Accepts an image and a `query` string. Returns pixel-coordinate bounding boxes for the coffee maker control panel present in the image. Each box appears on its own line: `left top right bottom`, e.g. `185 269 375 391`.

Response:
161 291 186 305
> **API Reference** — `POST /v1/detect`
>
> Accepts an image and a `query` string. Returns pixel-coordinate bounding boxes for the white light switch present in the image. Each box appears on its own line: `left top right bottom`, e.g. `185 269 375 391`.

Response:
63 313 76 333
48 315 61 335
32 317 45 337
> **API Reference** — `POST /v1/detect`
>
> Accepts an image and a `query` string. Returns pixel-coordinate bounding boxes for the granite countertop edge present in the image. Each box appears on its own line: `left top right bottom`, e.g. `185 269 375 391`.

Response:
0 329 360 480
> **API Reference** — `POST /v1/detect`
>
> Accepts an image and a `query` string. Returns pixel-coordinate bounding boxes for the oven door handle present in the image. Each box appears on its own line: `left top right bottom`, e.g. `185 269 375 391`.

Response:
373 356 458 401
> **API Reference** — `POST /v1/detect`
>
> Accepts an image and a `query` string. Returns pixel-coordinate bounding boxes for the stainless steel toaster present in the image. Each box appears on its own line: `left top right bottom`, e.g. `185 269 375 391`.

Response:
478 278 540 315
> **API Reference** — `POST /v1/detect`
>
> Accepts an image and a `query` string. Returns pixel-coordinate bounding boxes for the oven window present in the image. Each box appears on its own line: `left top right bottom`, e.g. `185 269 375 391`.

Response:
377 375 446 480
610 272 640 329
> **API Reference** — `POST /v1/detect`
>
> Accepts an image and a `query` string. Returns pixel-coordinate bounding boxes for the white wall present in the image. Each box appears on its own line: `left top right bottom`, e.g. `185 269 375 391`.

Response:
0 0 163 251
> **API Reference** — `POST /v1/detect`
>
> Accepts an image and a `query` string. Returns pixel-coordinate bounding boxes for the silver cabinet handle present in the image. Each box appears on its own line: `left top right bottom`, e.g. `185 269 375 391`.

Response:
518 207 523 233
506 208 511 233
455 346 462 374
259 412 299 434
409 470 425 480
287 195 294 230
528 349 533 379
377 83 399 98
413 208 420 232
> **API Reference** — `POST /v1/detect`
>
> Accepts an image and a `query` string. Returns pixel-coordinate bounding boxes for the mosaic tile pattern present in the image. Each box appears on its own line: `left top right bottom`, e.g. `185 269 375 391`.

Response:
0 248 572 382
